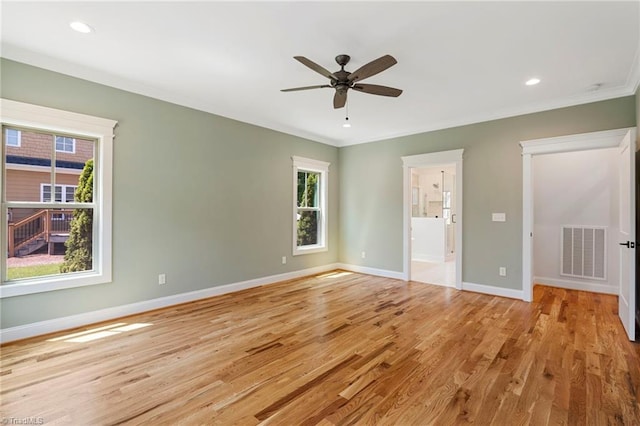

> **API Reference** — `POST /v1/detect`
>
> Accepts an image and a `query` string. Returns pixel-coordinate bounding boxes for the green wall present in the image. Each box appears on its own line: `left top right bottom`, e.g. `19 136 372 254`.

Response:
339 96 637 289
0 59 339 328
1 57 637 330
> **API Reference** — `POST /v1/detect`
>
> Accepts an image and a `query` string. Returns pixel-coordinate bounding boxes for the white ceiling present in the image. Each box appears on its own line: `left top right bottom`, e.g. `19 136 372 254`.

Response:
1 1 639 147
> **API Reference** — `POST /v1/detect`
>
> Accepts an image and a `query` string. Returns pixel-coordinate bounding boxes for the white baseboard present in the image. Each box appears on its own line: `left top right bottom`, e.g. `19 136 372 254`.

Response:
533 276 617 295
336 263 404 280
462 281 524 300
3 264 558 343
0 263 340 344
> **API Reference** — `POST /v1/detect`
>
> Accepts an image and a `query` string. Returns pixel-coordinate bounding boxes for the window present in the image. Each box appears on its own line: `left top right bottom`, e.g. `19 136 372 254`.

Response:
55 136 75 153
292 156 329 255
1 99 116 298
41 184 78 203
5 128 21 147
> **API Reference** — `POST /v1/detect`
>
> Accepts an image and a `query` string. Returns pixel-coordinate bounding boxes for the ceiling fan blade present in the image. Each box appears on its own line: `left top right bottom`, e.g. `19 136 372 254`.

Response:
281 85 331 92
294 56 338 80
333 90 347 109
347 55 397 83
352 84 403 97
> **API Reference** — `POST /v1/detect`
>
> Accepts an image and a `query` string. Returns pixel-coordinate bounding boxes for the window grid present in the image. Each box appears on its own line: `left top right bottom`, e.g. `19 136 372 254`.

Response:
55 136 76 153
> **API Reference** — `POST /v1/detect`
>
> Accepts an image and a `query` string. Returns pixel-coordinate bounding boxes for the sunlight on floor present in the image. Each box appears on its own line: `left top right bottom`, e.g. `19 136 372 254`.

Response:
47 322 153 343
318 271 354 279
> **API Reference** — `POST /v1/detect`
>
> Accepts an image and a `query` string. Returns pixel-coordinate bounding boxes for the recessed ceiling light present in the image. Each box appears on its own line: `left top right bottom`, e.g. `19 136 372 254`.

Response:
70 21 93 34
525 78 541 86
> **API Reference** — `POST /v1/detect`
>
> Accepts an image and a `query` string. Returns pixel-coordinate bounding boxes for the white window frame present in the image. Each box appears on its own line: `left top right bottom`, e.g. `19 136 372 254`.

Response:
5 128 21 147
292 156 329 256
55 135 76 153
40 183 78 203
0 99 116 298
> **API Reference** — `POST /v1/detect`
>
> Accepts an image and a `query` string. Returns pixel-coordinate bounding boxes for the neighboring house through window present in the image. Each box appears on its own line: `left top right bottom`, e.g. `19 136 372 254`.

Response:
292 156 329 255
1 98 116 298
5 128 21 147
41 184 78 203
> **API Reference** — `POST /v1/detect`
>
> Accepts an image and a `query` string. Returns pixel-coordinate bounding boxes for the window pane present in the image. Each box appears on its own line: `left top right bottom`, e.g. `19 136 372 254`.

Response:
60 207 95 273
297 172 306 206
4 128 53 202
55 136 75 153
297 210 319 246
297 171 319 208
42 185 52 202
55 137 94 204
6 207 94 281
5 128 20 147
65 186 76 202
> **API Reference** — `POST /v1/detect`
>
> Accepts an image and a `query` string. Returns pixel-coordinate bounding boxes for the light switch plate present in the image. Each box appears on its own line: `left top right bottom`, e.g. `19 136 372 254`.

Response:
492 213 506 222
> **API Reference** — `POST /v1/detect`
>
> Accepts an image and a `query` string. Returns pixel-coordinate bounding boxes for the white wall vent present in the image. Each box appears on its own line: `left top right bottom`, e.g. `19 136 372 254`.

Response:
561 226 607 280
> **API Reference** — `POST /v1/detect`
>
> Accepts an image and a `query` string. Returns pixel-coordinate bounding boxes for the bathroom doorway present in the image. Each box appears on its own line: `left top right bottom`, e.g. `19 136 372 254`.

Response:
410 166 456 286
402 149 463 289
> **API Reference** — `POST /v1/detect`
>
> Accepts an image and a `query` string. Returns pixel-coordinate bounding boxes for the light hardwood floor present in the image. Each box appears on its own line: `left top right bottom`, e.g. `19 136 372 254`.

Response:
1 271 639 425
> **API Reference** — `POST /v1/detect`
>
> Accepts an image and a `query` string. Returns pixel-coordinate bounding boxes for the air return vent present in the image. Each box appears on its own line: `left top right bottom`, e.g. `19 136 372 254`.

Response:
561 226 606 280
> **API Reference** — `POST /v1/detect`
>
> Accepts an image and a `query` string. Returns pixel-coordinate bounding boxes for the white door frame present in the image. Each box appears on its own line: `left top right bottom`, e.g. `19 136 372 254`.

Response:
402 149 463 289
520 127 635 302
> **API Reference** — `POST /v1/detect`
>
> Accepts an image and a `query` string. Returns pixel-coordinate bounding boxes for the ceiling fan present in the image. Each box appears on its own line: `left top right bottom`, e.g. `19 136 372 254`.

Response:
281 54 403 109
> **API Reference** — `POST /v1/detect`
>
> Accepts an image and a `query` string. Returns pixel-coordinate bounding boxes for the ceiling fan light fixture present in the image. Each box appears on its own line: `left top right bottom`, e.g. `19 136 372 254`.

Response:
342 117 351 128
69 21 93 33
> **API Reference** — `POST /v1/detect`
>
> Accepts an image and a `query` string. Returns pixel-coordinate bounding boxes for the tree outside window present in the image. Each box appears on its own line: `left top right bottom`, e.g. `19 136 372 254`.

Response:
297 171 320 246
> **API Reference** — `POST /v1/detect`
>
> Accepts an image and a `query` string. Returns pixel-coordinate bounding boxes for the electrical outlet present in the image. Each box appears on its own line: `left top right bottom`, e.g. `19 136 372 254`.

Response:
282 256 287 265
492 213 506 222
158 273 166 285
499 267 506 277
361 251 366 259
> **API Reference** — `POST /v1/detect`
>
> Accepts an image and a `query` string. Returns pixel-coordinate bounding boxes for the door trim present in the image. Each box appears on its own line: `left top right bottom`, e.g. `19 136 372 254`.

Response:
402 149 463 289
520 127 635 302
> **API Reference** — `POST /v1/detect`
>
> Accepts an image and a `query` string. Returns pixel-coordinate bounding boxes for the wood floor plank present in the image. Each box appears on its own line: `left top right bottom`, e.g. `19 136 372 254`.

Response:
2 272 640 424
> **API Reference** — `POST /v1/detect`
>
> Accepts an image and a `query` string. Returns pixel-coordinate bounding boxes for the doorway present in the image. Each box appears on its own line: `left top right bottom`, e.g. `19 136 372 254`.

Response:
409 165 456 286
531 148 619 295
402 149 463 290
521 127 636 340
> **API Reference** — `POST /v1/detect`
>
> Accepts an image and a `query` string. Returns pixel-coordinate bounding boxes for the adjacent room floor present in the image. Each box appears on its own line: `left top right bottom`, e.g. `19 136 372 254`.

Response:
411 259 455 287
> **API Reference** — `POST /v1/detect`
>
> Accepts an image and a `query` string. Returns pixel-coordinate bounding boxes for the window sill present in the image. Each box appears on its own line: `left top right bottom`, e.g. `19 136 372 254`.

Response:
293 245 328 256
0 271 111 298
